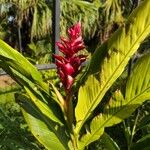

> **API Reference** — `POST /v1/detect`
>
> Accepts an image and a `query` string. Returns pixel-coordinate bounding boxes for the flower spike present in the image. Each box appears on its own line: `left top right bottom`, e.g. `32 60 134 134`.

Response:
54 22 86 92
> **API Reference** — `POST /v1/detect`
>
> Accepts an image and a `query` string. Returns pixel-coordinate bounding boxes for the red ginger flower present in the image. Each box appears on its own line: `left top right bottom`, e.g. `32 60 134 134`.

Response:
53 22 86 92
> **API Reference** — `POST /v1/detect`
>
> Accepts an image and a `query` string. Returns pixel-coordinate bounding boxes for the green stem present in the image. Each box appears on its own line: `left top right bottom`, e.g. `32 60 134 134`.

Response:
128 110 140 150
64 91 74 132
71 133 78 150
64 91 79 149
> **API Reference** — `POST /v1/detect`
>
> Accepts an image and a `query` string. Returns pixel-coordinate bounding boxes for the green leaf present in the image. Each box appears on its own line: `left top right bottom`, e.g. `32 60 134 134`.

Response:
101 133 120 150
77 114 104 149
75 75 102 128
77 53 150 149
75 0 150 134
100 53 150 127
131 134 150 150
77 90 124 149
17 94 70 150
24 87 64 125
125 53 150 108
0 40 65 127
138 114 150 129
0 39 49 93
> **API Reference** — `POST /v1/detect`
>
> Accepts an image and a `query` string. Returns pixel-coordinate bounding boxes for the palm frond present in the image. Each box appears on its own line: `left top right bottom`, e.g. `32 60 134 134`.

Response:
60 0 101 40
31 0 52 40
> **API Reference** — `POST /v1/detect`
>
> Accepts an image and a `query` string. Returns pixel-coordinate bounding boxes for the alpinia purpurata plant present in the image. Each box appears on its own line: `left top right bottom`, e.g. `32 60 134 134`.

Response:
0 0 150 149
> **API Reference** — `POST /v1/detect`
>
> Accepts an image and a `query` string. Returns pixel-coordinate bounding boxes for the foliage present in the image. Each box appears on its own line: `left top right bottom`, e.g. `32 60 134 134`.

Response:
0 0 150 150
28 39 52 64
89 101 150 150
124 101 150 150
0 0 100 63
60 0 100 41
0 0 52 40
0 0 141 61
0 88 42 150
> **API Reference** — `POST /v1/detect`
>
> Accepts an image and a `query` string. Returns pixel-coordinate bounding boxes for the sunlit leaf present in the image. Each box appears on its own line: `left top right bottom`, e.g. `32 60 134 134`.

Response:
0 39 49 93
75 0 150 135
18 94 70 150
78 53 150 149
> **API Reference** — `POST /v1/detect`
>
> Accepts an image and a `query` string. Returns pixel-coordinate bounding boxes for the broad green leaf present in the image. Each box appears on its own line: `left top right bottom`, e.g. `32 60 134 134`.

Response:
107 53 150 127
24 87 64 125
125 53 150 107
0 39 48 93
77 114 104 149
77 53 150 149
0 64 63 125
75 0 150 134
75 74 101 126
77 90 124 149
0 40 64 125
17 94 70 150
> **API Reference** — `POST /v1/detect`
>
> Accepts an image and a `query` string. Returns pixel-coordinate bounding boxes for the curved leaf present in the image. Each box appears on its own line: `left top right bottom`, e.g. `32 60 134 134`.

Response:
77 91 124 149
106 52 150 126
75 0 150 134
24 87 64 125
125 53 150 106
77 114 104 149
78 53 150 149
0 39 49 93
101 133 120 150
18 94 70 150
0 40 64 125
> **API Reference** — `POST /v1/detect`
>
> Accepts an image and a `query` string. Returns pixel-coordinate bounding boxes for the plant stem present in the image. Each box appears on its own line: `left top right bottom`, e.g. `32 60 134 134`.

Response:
64 91 74 132
64 92 79 149
63 90 80 149
128 110 140 150
71 133 78 150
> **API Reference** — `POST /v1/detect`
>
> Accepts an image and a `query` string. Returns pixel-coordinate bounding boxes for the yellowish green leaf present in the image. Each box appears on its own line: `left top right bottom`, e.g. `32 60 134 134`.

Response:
75 0 150 135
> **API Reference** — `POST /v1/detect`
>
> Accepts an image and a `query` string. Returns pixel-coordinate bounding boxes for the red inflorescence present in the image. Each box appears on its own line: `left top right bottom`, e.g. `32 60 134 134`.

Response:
53 22 86 91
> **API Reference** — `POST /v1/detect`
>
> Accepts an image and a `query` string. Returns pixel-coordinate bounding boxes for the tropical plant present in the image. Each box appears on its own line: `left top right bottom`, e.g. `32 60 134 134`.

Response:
0 0 101 64
60 0 100 40
0 101 41 150
123 101 150 150
0 0 52 39
91 101 150 150
0 0 100 47
0 0 150 149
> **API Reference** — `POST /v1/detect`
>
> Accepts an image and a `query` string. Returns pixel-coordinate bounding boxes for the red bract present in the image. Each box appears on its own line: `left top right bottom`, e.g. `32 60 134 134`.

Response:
54 22 86 92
